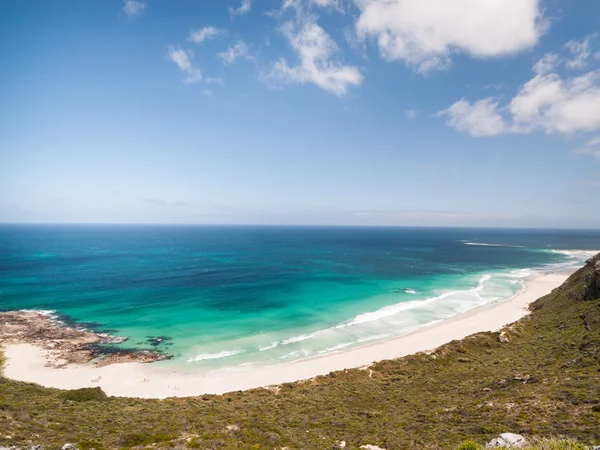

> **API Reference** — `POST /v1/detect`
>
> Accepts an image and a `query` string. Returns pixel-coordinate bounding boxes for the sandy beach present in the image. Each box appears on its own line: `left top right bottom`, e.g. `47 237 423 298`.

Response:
1 271 572 399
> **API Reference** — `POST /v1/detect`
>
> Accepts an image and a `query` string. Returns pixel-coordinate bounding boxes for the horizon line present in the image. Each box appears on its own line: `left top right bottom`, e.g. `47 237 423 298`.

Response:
1 222 600 231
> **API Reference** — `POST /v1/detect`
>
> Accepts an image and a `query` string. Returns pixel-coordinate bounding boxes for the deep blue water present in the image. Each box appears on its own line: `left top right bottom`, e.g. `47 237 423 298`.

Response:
1 225 599 371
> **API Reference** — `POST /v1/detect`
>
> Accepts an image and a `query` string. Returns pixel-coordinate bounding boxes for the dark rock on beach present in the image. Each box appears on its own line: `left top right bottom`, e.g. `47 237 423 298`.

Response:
0 310 170 368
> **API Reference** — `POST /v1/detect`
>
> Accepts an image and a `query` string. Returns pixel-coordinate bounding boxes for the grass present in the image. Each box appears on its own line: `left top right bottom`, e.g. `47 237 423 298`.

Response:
1 259 599 449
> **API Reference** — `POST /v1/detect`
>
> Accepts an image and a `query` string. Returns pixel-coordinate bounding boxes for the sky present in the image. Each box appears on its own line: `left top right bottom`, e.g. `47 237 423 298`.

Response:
1 0 600 228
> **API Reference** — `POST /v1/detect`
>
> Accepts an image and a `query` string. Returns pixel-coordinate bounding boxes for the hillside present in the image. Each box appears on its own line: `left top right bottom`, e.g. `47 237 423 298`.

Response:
1 255 600 449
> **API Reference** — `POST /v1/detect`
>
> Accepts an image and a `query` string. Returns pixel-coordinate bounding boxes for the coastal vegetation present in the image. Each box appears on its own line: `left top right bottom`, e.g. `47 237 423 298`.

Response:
1 255 599 449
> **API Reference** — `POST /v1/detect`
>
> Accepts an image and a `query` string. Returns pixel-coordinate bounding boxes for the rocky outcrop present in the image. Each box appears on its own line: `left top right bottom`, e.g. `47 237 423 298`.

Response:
0 310 170 368
486 432 526 448
582 256 600 301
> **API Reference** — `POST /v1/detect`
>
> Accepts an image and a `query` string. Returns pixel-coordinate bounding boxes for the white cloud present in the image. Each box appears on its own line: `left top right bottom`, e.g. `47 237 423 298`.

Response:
218 41 253 65
267 0 341 18
189 26 224 44
404 109 418 119
123 0 146 17
533 52 559 75
205 77 225 86
311 0 341 10
438 98 506 137
167 47 202 83
229 0 251 16
263 19 362 96
565 34 596 70
354 0 544 73
574 136 600 159
440 51 600 137
510 70 600 134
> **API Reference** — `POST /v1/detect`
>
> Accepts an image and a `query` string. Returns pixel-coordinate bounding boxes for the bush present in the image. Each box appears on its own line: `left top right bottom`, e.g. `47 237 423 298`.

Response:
186 438 203 448
523 437 590 449
119 433 176 447
58 387 108 402
457 440 481 450
78 439 106 450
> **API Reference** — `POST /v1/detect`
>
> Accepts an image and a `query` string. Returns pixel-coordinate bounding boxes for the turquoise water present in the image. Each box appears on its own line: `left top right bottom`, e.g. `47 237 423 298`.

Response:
1 225 599 372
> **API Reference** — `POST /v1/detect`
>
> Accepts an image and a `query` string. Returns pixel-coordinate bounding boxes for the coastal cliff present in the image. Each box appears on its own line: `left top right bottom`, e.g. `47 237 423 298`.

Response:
1 254 599 449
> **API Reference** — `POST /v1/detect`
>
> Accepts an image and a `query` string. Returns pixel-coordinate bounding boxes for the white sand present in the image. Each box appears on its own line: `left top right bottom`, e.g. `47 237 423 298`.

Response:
1 271 571 399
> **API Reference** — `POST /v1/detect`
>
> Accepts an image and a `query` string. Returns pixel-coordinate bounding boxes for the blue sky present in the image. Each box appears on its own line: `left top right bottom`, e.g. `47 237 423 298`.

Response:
1 0 600 227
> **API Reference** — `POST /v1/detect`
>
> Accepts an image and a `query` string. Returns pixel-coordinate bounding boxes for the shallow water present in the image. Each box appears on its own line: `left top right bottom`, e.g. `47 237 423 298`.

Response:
1 225 598 372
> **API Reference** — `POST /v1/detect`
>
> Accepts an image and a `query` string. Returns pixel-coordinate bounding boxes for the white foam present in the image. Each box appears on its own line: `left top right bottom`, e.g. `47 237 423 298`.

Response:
343 273 493 327
317 342 353 354
550 249 599 258
461 242 523 248
281 332 319 345
258 341 279 351
279 349 311 360
345 292 452 326
18 309 56 317
404 289 417 295
187 350 242 363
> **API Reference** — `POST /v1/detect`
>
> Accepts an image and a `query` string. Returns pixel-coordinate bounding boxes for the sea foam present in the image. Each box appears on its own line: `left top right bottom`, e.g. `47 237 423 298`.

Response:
187 350 242 363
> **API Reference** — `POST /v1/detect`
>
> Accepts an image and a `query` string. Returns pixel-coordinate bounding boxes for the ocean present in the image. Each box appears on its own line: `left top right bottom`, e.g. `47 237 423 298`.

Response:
1 225 599 373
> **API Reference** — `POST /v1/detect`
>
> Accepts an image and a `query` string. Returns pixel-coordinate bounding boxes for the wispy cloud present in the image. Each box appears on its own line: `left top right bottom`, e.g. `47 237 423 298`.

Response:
218 41 254 65
263 18 362 96
405 109 418 119
205 77 225 86
229 0 251 16
167 47 202 83
565 34 597 70
437 98 506 137
141 199 190 207
123 0 146 18
188 26 225 44
574 136 600 159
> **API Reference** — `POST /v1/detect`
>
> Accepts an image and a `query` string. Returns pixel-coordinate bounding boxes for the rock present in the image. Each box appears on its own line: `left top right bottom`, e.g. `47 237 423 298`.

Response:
487 433 526 448
582 257 600 300
31 446 43 450
360 445 386 450
498 332 509 343
226 424 240 431
339 441 346 448
61 445 78 450
592 446 600 450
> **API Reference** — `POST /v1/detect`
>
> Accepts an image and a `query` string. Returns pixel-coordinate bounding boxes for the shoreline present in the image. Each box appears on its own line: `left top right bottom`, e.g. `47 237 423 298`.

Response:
1 270 574 398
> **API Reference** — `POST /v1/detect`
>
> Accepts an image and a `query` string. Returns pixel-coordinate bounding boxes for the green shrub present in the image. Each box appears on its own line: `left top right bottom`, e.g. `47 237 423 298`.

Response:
523 437 590 449
58 387 108 402
78 439 106 450
457 440 481 450
119 432 176 447
186 438 203 448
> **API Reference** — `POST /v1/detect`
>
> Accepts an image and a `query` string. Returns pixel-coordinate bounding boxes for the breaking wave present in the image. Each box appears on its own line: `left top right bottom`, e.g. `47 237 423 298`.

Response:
187 350 242 363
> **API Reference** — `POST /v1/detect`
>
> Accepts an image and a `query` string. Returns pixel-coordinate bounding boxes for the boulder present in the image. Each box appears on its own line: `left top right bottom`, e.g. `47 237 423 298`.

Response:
30 447 43 450
487 433 526 448
360 445 386 450
498 332 509 343
61 445 78 450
